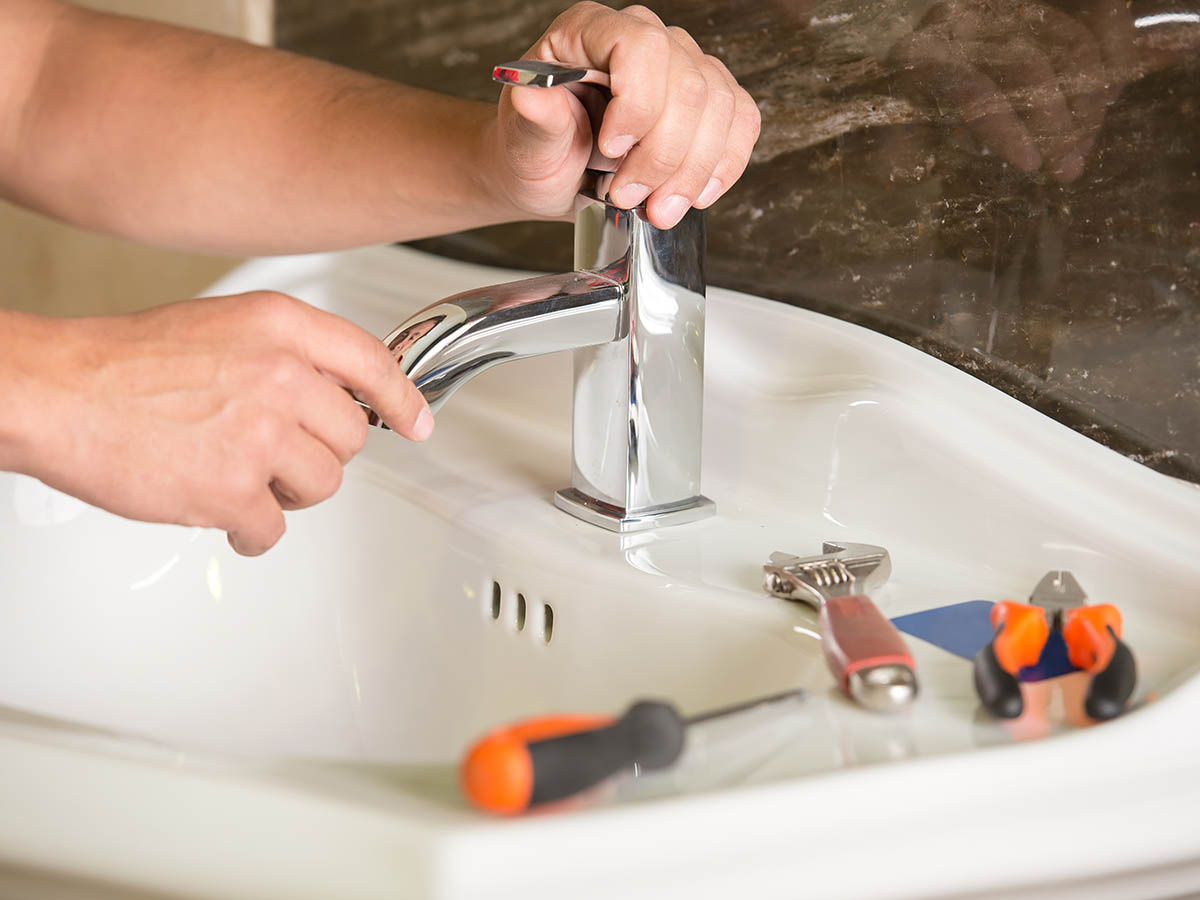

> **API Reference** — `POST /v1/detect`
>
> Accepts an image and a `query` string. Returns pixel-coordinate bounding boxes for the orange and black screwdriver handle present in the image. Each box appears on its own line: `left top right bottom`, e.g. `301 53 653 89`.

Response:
461 701 686 815
974 600 1136 720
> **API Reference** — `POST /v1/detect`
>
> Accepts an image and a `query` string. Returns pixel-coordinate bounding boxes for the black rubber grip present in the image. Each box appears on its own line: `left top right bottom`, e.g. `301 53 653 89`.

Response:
973 632 1025 719
1085 627 1137 720
526 700 686 807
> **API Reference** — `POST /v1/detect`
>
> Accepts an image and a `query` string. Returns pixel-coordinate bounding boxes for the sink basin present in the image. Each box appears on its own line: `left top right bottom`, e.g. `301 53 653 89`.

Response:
2 245 1199 898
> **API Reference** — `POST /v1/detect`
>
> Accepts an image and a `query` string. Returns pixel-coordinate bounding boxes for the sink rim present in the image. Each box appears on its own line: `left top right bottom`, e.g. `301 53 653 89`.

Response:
1 244 1198 899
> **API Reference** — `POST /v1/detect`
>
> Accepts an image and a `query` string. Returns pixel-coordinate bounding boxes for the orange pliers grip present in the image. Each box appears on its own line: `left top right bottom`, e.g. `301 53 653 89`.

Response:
990 601 1050 674
976 574 1136 721
1062 603 1122 672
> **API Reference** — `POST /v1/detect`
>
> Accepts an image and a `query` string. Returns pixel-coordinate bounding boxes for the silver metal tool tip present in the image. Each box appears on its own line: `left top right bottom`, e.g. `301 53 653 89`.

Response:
847 665 918 713
1029 570 1087 609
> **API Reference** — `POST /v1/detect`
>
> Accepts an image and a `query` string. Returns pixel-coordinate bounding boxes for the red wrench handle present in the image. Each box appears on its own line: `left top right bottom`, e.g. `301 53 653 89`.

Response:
819 595 915 689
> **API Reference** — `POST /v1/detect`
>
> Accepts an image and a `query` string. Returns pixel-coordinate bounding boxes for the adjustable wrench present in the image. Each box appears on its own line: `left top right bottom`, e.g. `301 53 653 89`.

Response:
764 542 918 712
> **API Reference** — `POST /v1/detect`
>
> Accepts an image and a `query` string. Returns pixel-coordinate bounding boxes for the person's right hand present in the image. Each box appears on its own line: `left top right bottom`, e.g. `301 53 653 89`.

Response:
487 2 761 230
4 291 430 555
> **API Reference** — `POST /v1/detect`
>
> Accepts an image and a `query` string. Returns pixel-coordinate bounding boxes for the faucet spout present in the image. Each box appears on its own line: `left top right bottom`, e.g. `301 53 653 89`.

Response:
365 265 625 419
365 199 713 533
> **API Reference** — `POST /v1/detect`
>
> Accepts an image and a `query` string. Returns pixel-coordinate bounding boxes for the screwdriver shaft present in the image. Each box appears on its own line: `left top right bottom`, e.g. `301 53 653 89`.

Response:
683 688 807 726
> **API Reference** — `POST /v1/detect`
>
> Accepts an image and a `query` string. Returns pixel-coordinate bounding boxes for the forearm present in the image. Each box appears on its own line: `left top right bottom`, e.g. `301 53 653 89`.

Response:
0 1 522 256
0 309 59 477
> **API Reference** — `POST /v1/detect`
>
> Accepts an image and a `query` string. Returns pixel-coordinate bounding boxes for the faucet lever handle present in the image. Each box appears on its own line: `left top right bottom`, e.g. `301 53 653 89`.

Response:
492 60 610 90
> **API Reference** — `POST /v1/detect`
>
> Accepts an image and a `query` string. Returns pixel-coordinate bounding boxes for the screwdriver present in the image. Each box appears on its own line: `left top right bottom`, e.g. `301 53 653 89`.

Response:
460 689 806 815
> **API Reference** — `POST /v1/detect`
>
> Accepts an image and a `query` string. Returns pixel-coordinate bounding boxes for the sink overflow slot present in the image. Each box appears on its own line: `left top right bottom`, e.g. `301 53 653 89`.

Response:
485 580 554 644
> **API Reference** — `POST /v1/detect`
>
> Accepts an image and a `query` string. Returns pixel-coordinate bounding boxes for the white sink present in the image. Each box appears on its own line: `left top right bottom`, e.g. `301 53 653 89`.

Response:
2 245 1199 899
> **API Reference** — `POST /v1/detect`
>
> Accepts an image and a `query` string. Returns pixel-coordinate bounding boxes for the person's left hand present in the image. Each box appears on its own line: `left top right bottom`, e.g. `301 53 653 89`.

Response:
484 2 761 229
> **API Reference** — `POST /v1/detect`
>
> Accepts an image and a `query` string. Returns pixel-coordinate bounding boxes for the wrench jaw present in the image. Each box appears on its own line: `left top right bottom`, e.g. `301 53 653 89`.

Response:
820 541 892 593
762 556 827 609
763 543 892 605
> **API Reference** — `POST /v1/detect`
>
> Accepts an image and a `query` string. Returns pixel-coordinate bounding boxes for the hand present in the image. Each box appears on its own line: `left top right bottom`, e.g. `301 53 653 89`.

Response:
485 1 761 229
889 0 1136 183
3 292 430 555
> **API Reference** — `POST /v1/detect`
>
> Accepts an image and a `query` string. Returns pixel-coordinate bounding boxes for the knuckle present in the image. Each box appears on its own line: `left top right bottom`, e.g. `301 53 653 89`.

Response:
554 1 602 32
647 140 689 173
251 412 286 452
348 411 370 455
353 345 395 396
681 159 716 187
704 54 734 78
622 92 660 126
228 504 284 556
369 341 396 383
623 5 664 26
737 96 763 137
634 24 671 60
261 513 286 549
661 168 710 200
675 68 709 110
667 25 704 56
249 290 300 326
708 80 736 116
228 468 263 507
261 349 303 389
316 458 344 500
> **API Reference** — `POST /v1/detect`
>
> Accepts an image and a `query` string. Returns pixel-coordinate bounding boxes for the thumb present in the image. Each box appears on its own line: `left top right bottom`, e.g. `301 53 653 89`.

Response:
501 84 590 179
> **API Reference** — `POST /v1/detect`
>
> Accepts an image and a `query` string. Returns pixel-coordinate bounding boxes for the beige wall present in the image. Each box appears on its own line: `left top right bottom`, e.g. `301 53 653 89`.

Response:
77 0 272 44
0 0 273 317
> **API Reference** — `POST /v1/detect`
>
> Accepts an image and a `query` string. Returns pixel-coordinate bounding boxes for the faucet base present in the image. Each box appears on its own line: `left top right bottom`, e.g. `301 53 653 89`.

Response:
553 489 715 533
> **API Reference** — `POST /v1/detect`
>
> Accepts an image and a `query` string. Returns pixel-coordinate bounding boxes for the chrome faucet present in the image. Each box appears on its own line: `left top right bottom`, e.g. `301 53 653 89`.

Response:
363 62 713 533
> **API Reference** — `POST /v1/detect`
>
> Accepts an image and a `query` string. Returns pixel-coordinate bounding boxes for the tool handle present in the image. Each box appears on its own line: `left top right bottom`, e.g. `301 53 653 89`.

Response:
461 701 685 815
1084 627 1137 720
493 60 611 89
974 604 1049 719
1062 604 1136 720
819 595 916 690
973 630 1026 718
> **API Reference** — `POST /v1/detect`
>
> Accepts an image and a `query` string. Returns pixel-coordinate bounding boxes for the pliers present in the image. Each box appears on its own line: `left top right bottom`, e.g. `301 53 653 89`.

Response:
974 571 1137 720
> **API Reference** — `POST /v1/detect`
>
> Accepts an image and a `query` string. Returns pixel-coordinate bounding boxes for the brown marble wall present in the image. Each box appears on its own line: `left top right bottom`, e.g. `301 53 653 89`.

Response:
277 0 1200 481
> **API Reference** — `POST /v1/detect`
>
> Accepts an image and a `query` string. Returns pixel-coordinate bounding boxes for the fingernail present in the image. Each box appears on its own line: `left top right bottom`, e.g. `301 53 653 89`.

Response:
604 134 635 157
696 177 723 208
612 182 650 208
658 194 691 228
412 406 434 441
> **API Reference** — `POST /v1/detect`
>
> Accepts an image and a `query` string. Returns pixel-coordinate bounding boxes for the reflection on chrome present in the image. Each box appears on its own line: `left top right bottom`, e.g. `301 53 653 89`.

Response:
1136 12 1200 27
